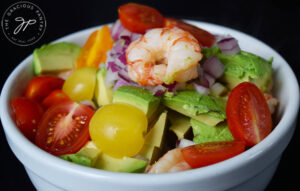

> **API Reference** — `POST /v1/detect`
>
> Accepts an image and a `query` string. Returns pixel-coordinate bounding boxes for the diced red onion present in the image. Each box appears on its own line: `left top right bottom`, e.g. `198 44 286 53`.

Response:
162 82 177 92
203 56 225 79
118 52 127 65
194 82 210 95
217 37 241 55
113 40 125 53
117 70 132 82
147 85 167 96
114 79 131 91
105 69 119 88
120 35 131 46
204 73 216 87
107 61 120 72
176 139 195 148
154 89 165 96
110 20 123 41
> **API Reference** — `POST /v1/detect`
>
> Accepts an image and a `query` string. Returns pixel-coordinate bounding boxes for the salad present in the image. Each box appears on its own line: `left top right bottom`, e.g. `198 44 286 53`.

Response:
10 3 279 174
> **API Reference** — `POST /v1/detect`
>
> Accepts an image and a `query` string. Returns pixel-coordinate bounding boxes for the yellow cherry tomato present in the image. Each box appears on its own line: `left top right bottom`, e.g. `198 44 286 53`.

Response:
89 103 147 158
62 67 96 102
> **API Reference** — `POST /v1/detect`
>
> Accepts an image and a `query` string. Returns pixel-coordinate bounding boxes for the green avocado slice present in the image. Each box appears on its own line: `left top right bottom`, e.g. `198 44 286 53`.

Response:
33 42 81 75
163 90 226 126
202 47 273 92
113 86 161 123
59 141 101 167
191 119 234 144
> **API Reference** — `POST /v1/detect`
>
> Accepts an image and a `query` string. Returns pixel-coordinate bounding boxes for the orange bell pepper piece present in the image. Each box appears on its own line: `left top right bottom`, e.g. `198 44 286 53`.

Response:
76 25 113 68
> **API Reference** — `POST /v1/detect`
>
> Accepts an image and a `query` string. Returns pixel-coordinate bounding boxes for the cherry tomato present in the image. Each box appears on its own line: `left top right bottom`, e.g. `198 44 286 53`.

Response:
25 75 64 102
182 140 246 168
89 103 147 158
62 67 96 102
41 89 70 109
35 101 94 156
118 3 164 34
11 97 44 142
226 82 272 146
164 17 215 47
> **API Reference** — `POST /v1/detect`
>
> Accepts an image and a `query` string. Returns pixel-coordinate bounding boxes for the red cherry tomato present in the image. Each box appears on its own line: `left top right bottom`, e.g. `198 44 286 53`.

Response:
41 89 70 109
226 82 272 146
25 75 64 102
11 97 44 142
35 101 94 156
182 140 246 168
164 17 215 47
118 3 164 34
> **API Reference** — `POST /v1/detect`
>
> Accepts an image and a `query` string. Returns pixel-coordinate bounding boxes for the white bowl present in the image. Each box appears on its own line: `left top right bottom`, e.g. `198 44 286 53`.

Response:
1 21 299 191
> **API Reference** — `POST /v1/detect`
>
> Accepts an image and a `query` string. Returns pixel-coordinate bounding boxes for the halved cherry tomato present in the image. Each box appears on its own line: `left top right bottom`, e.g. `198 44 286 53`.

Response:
182 140 246 168
35 101 94 156
25 75 64 102
226 82 272 146
41 89 70 109
118 3 164 34
164 17 215 47
11 97 44 142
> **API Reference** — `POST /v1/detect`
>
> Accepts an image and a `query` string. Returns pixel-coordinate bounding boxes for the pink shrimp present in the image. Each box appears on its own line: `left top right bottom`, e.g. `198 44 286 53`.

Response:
126 27 202 86
147 148 192 174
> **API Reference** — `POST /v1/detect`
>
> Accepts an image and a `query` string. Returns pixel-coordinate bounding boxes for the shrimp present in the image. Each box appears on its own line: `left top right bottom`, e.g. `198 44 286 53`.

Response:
126 27 202 86
147 148 192 174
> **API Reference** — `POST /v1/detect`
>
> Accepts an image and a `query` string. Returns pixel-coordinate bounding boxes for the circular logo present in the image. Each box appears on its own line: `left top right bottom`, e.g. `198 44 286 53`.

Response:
1 1 46 46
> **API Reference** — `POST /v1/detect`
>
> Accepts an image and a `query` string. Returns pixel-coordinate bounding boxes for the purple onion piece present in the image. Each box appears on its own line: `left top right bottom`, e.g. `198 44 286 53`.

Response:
113 40 124 53
163 82 177 92
110 20 124 41
194 82 210 95
107 61 120 73
120 35 131 46
203 56 225 79
118 71 132 82
204 73 216 87
154 89 165 97
118 52 127 65
217 37 241 55
114 79 131 91
147 85 167 97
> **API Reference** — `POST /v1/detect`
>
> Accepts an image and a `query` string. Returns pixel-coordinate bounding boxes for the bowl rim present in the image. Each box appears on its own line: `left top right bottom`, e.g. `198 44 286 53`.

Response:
1 20 299 186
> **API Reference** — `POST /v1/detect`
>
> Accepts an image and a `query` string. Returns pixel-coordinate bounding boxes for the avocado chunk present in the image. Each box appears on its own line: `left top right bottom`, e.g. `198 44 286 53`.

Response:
94 68 114 106
191 118 234 144
113 86 161 122
119 157 148 173
95 153 147 173
163 90 226 126
144 110 167 147
59 141 101 167
138 145 161 165
33 42 81 75
218 51 273 92
139 111 167 164
203 47 273 92
168 110 191 139
60 154 92 167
